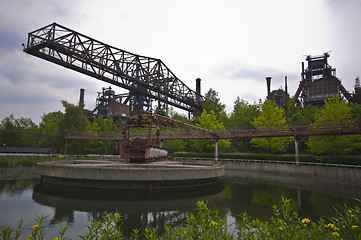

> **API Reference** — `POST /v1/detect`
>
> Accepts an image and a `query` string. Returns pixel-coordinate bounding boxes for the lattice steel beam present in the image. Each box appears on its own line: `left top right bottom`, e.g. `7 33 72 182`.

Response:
23 22 203 114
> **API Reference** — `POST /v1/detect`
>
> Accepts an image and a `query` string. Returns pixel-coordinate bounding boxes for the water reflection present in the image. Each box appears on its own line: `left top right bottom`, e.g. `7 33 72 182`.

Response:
221 172 361 220
0 177 39 197
1 168 361 239
33 183 224 237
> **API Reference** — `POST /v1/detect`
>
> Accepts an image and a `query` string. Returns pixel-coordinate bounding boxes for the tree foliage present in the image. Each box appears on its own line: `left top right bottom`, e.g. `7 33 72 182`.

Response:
189 110 230 153
250 100 293 153
3 91 361 156
308 95 361 155
201 88 226 120
0 114 38 146
227 97 260 129
226 97 260 152
0 100 123 154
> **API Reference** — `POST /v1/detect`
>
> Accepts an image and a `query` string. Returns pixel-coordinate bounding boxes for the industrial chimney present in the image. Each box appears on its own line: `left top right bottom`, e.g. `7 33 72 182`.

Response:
266 77 272 99
196 78 201 103
79 88 85 105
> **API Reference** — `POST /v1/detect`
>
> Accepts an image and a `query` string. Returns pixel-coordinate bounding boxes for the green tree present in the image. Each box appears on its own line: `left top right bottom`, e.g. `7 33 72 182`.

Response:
349 102 361 120
58 101 90 154
227 97 260 128
285 99 321 154
307 95 361 155
163 139 187 154
92 116 122 154
38 111 64 149
201 88 226 120
250 100 293 153
285 98 305 124
189 110 230 153
303 104 320 123
0 114 39 146
86 120 105 154
227 97 260 152
285 98 321 125
20 119 39 147
162 108 189 154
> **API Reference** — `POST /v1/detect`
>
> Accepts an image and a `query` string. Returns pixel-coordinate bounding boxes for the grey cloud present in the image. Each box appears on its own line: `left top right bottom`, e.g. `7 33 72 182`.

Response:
327 0 361 6
215 65 300 89
0 28 23 51
0 86 57 105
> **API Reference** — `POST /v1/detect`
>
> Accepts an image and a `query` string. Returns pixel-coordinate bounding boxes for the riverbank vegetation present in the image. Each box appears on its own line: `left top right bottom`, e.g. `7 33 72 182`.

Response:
1 198 360 240
1 90 361 160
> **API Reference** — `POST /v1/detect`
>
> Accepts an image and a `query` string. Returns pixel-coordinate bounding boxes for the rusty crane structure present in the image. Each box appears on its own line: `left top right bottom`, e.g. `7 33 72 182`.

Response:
23 22 203 116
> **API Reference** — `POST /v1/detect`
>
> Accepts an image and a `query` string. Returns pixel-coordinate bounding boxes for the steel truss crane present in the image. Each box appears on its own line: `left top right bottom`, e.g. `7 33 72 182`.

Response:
23 22 203 116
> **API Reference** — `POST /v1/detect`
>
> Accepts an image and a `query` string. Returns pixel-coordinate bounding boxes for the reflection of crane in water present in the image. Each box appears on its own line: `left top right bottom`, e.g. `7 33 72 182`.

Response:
23 22 203 117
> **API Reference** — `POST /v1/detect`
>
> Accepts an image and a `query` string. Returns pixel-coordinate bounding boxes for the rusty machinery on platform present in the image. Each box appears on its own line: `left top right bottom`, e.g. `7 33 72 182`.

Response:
119 112 166 163
118 110 215 162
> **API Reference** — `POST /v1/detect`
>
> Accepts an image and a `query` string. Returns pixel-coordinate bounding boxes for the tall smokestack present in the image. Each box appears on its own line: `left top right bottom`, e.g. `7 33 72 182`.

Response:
285 76 288 94
266 77 272 98
196 78 201 103
301 62 305 81
79 88 85 105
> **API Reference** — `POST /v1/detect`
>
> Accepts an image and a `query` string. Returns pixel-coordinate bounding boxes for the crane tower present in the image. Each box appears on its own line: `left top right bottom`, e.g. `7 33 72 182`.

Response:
23 23 203 116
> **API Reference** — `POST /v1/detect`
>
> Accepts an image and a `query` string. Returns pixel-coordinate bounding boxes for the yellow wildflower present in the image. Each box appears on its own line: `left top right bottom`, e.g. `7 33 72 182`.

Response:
32 225 39 230
334 227 340 231
301 218 311 224
27 235 33 240
209 221 217 227
332 232 340 237
53 238 60 240
351 215 355 218
348 210 352 213
325 223 335 229
278 227 283 231
352 225 359 229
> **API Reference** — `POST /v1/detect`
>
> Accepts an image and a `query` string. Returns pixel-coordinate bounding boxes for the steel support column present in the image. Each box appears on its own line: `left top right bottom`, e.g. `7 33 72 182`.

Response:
294 137 299 165
64 139 68 155
215 138 219 161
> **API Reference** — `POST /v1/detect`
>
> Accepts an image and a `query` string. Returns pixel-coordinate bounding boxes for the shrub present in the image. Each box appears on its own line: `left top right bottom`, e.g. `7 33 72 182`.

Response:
1 199 361 239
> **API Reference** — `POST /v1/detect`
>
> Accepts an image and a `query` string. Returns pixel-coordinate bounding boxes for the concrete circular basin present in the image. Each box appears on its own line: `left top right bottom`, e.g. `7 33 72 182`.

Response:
36 160 224 190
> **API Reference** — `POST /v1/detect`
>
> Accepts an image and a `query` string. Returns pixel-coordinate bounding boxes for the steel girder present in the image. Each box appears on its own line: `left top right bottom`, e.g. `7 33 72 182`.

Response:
23 22 203 115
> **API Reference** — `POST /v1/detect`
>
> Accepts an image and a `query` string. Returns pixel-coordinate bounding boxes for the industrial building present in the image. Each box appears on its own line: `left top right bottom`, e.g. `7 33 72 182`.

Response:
267 53 361 108
80 87 130 122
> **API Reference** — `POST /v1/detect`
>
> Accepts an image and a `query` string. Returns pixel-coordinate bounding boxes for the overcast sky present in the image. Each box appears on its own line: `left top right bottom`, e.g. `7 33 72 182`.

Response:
0 0 360 124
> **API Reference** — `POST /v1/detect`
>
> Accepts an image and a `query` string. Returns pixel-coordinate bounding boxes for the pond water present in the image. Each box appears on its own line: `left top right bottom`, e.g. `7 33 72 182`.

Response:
0 167 360 239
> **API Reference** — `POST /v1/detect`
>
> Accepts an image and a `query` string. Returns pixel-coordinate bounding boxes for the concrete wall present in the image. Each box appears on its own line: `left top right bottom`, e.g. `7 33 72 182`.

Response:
221 161 361 185
181 159 361 185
